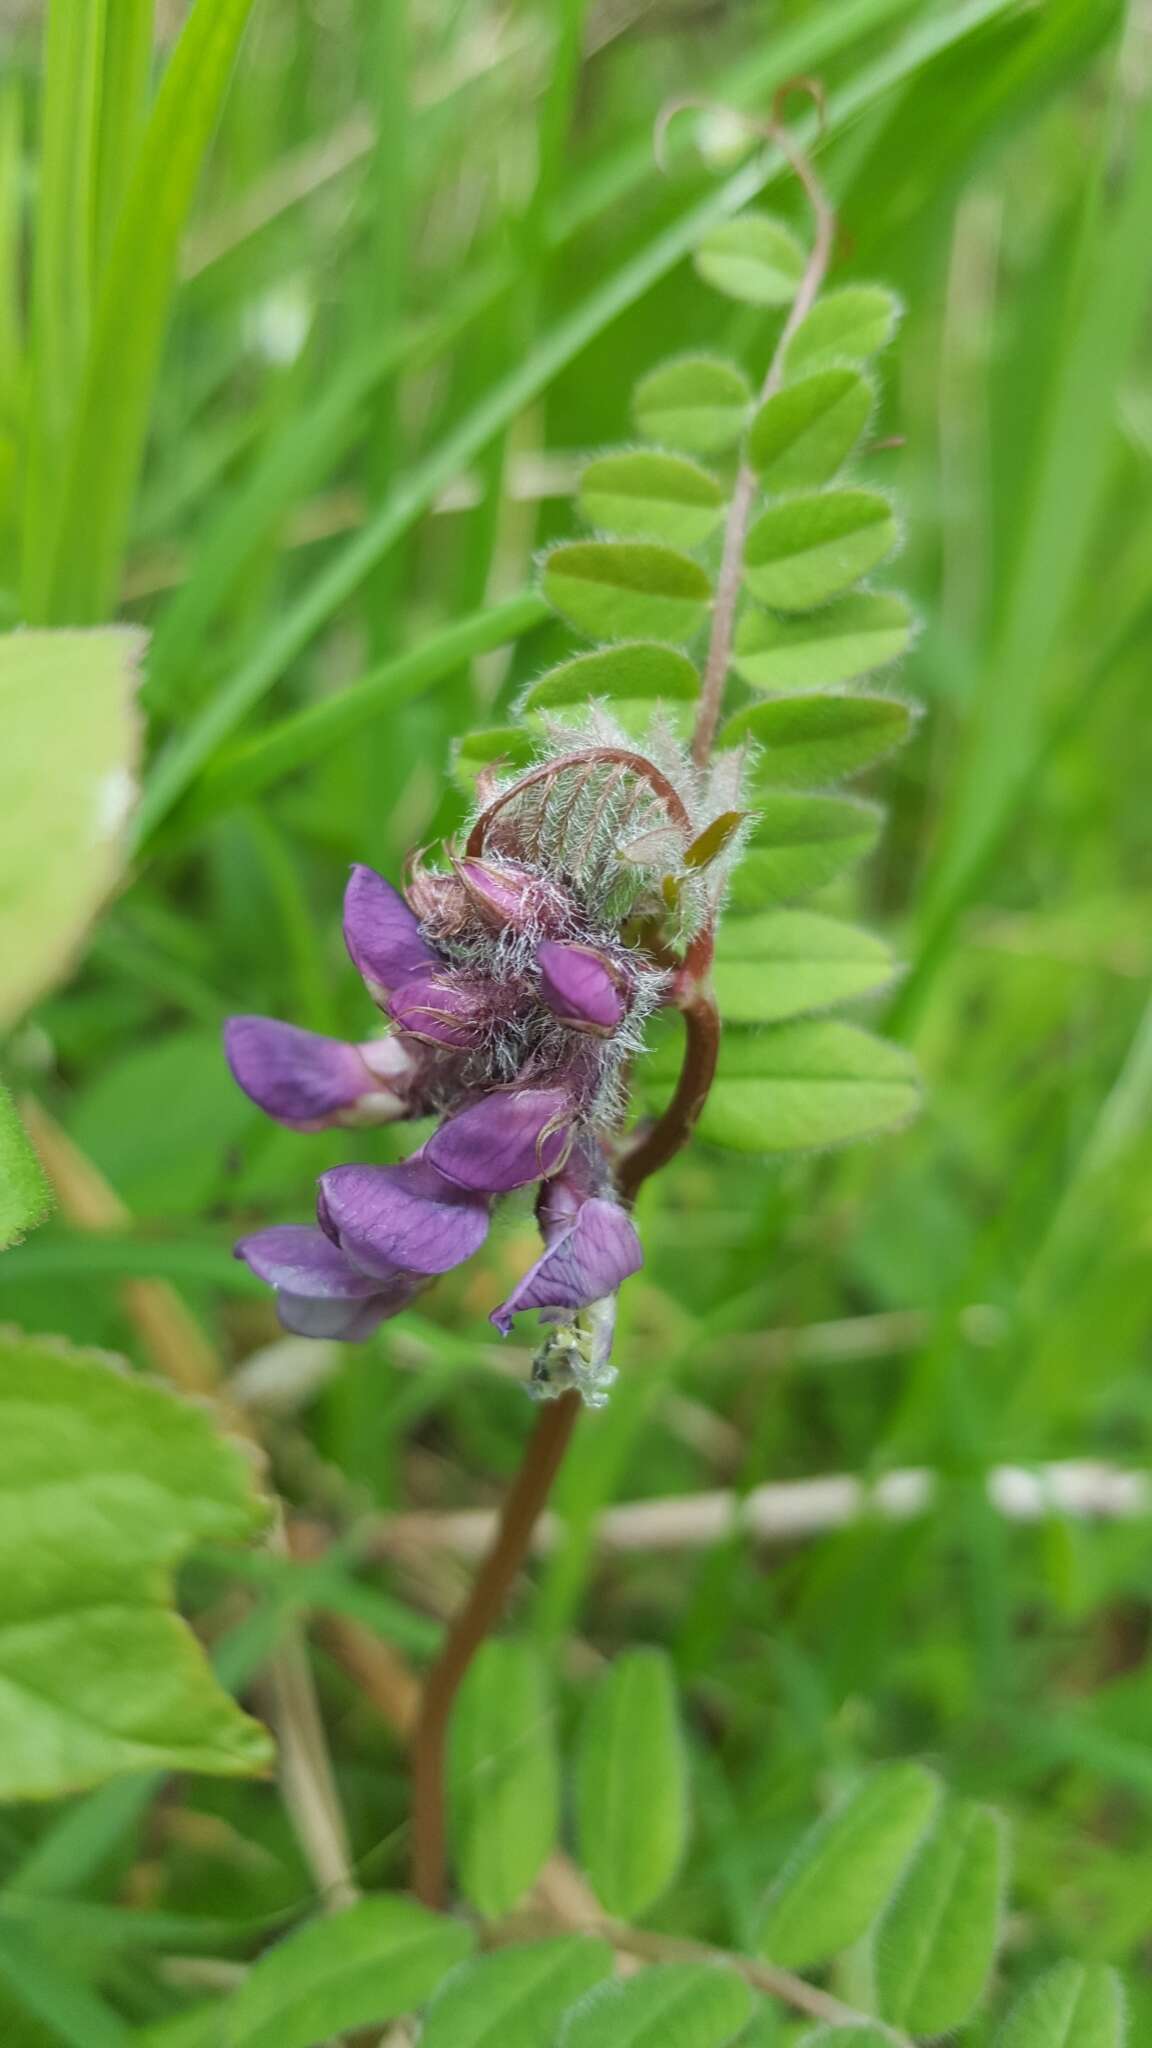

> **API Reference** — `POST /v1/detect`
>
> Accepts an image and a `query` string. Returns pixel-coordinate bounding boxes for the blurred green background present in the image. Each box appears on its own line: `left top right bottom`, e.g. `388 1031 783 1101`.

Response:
2 0 1152 2036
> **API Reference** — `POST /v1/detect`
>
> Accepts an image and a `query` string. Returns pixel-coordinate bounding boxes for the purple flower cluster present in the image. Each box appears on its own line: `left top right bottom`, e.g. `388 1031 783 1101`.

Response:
225 855 646 1401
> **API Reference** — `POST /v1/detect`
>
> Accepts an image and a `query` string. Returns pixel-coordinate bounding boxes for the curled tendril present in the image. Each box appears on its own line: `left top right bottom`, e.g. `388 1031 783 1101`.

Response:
653 74 827 178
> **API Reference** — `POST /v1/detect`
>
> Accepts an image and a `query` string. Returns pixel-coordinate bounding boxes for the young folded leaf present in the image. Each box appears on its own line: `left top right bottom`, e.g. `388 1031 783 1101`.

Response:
542 539 711 642
578 449 725 547
632 353 752 453
784 282 903 375
576 1648 689 1918
873 1798 1007 2036
733 591 915 693
758 1763 939 1971
748 368 874 491
450 1641 560 1918
728 794 882 907
744 489 898 612
722 691 917 787
996 1961 1128 2048
420 1939 614 2048
713 909 897 1023
694 210 807 305
559 1962 752 2048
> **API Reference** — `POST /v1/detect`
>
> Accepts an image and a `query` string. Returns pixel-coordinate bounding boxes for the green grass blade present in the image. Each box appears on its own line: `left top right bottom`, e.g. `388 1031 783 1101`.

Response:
36 0 258 625
0 1913 131 2048
93 0 154 268
132 0 1019 850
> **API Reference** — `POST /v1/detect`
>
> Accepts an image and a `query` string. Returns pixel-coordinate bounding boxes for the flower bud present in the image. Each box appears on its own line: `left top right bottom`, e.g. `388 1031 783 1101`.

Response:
453 857 542 930
387 971 489 1050
343 864 438 1003
224 1016 415 1132
536 941 625 1036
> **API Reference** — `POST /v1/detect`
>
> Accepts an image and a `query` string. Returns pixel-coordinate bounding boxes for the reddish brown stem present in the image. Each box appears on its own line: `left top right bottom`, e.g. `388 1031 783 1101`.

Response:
617 989 721 1204
411 1389 581 1908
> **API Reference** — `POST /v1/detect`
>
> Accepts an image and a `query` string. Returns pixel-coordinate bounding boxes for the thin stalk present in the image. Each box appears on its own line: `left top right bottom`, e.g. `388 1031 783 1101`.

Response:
692 94 836 766
411 1390 581 1908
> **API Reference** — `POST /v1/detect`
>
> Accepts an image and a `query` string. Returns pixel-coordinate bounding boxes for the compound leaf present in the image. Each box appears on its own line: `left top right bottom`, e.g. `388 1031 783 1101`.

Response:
521 643 699 714
873 1798 1007 2036
723 692 916 787
420 1939 614 2048
450 1640 559 1918
784 284 903 376
560 1963 752 2048
748 369 873 490
713 910 896 1023
759 1764 939 1970
695 211 806 306
729 794 882 907
733 592 915 693
996 1961 1128 2048
226 1896 472 2048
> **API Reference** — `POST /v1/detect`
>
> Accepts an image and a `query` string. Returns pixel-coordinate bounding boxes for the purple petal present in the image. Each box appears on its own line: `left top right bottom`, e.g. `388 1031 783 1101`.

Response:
225 1017 379 1129
490 1197 642 1334
388 971 488 1050
343 864 438 999
536 943 624 1036
454 857 540 929
425 1086 574 1193
235 1224 387 1298
318 1156 490 1277
275 1291 404 1340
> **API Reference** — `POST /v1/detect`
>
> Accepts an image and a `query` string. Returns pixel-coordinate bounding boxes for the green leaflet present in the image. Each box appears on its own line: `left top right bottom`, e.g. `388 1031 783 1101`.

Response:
519 643 700 714
748 369 874 490
729 794 882 907
996 1961 1128 2048
0 626 144 1028
713 910 897 1023
420 1940 614 2048
695 210 807 306
450 1641 560 1918
542 540 712 642
733 593 915 693
744 489 898 612
452 726 540 790
0 1330 272 1800
873 1798 1007 2034
722 691 917 786
691 1020 920 1152
783 283 903 375
224 1897 473 2048
0 1086 52 1250
632 354 753 454
759 1764 939 1969
578 449 725 546
576 1648 690 1918
560 1963 753 2048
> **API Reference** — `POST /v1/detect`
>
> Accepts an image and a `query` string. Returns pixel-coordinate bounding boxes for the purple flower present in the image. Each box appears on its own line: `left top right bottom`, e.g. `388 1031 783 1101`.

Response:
537 942 625 1036
425 1085 575 1193
235 1224 421 1339
343 863 438 1002
491 1193 642 1335
387 970 489 1050
224 1016 421 1131
318 1155 490 1276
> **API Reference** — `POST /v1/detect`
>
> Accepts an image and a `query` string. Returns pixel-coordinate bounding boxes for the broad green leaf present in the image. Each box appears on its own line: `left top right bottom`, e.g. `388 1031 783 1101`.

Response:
578 450 725 546
744 489 898 612
729 794 882 907
450 1640 560 1917
0 1087 52 1250
784 284 903 375
748 370 874 490
997 1962 1128 2048
723 691 916 786
0 627 144 1028
560 1963 752 2048
733 592 915 692
873 1799 1006 2035
695 211 806 306
225 1896 472 2048
632 355 752 454
452 726 539 790
0 1330 272 1799
713 910 896 1023
760 1764 938 1969
34 0 260 622
519 642 700 713
694 1020 920 1153
421 1939 614 2048
542 541 711 642
576 1648 689 1918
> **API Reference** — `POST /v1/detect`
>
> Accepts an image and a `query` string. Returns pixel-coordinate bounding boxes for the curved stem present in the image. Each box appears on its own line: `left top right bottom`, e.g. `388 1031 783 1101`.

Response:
411 1389 581 1908
617 989 721 1204
692 108 836 768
